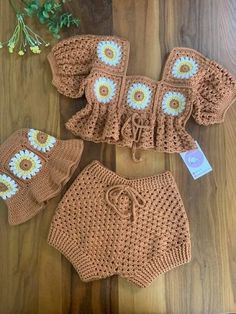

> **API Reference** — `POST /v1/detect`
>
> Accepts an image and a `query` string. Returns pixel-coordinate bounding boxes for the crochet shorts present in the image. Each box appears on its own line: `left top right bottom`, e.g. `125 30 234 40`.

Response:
48 161 191 287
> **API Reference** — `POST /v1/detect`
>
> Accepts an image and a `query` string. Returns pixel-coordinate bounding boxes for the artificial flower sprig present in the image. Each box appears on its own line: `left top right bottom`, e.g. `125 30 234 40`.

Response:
0 12 50 56
0 0 80 56
24 0 80 39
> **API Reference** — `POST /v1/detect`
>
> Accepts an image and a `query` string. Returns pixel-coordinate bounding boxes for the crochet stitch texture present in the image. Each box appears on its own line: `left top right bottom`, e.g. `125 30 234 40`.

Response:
0 129 84 225
48 161 191 287
48 35 236 159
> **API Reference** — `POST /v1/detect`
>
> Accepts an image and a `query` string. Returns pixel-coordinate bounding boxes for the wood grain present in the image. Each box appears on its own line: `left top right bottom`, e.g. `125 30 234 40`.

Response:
0 1 116 314
113 0 236 314
0 2 62 314
0 0 236 313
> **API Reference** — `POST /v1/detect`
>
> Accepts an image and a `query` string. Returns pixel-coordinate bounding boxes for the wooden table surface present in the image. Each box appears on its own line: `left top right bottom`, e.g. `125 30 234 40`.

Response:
0 1 236 313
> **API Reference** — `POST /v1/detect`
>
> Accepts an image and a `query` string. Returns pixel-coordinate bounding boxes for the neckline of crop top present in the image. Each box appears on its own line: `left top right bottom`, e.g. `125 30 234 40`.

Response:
50 34 217 83
97 40 199 86
72 34 218 86
49 33 236 95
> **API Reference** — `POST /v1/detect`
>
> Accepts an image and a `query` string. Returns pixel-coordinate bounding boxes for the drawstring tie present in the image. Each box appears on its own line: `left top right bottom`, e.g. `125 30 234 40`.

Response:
121 113 150 162
105 184 145 222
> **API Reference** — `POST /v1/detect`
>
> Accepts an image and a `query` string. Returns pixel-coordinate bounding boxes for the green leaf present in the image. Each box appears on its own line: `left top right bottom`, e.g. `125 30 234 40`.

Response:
48 21 60 35
24 2 40 16
38 12 47 24
25 8 33 16
22 0 80 40
31 3 39 9
72 18 80 27
42 10 49 18
59 17 66 28
44 3 52 11
53 3 62 11
33 0 40 5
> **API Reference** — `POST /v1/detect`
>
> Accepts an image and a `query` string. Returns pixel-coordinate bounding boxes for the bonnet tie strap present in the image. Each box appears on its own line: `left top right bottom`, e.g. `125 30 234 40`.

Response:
105 184 145 222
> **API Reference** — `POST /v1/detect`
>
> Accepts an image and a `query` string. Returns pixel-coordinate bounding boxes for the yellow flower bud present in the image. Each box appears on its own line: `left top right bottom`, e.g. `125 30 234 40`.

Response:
30 46 41 54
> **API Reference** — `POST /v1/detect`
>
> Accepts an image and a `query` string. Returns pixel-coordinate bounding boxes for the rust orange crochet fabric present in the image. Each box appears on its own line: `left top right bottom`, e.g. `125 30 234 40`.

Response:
47 161 191 287
48 35 236 160
0 129 84 225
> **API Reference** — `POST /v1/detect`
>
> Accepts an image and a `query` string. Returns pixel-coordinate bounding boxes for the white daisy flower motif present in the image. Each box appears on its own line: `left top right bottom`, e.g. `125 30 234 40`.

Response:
28 129 56 153
9 150 42 180
94 77 116 103
127 83 152 110
0 174 18 200
172 56 198 79
97 40 122 66
162 91 186 116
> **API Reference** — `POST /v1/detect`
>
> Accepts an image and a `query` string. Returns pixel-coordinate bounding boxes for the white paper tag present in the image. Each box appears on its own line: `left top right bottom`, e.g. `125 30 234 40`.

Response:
179 141 212 180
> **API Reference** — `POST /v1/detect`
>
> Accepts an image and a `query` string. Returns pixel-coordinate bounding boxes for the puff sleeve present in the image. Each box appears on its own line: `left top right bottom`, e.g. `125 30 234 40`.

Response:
163 48 236 125
191 60 236 125
48 35 98 98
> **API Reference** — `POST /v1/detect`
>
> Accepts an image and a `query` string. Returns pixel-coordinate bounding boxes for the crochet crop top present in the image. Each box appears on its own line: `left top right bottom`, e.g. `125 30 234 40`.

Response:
48 34 236 160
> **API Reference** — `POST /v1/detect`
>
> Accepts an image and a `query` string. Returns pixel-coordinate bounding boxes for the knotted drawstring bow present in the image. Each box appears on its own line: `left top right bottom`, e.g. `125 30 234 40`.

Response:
121 113 150 162
105 184 146 222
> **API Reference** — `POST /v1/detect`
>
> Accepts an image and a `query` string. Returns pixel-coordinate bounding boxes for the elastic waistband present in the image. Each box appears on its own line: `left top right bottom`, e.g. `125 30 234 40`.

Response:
81 160 176 190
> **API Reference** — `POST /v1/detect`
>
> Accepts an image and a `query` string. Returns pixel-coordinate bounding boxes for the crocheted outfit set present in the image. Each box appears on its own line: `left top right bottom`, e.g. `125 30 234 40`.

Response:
1 35 235 287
